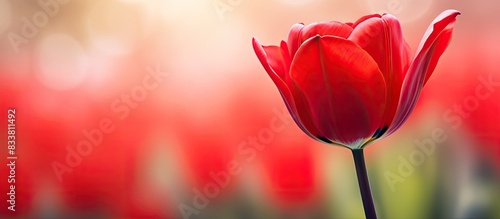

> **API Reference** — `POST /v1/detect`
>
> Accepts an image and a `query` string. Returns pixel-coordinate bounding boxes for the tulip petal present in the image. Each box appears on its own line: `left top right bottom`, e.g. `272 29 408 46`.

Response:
382 14 413 84
287 23 305 58
352 14 381 28
388 10 460 135
290 36 386 147
382 14 413 129
252 37 322 140
348 15 412 129
421 12 458 85
253 40 287 81
299 21 353 44
348 17 390 74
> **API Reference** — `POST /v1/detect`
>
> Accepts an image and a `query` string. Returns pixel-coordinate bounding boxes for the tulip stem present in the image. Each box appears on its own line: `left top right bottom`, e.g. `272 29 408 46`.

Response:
352 149 377 219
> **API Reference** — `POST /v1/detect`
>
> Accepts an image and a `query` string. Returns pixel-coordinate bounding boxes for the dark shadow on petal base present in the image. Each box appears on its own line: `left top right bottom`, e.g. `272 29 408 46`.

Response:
371 126 388 139
317 136 333 143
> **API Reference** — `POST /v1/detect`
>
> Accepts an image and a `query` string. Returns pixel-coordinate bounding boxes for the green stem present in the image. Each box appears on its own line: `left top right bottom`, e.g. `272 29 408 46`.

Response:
352 149 377 219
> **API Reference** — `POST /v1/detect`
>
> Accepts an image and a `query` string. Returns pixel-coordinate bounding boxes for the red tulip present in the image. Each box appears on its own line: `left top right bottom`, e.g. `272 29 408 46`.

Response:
252 10 460 149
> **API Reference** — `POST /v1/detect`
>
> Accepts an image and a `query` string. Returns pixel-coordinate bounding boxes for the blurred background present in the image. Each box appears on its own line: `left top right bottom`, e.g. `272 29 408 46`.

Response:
0 0 499 218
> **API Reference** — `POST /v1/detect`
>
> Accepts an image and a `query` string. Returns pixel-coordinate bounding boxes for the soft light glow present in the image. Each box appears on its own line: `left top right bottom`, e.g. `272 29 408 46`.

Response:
87 1 141 56
36 34 88 91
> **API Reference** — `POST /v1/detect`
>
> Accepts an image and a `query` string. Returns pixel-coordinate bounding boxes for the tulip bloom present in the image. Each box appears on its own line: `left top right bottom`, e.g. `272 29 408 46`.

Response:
253 10 460 219
252 10 460 149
